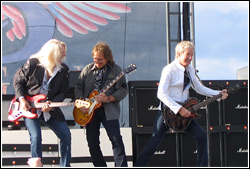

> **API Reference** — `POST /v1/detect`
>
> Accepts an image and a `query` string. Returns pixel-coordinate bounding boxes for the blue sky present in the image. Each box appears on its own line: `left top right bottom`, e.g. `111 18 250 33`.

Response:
193 1 248 80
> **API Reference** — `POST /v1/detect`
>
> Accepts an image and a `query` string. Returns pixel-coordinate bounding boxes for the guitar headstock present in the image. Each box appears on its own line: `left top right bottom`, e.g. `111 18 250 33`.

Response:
124 64 137 74
75 99 90 108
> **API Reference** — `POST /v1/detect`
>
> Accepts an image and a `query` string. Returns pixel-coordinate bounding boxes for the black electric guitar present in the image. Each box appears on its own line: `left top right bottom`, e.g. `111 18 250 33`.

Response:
162 84 240 132
73 64 137 126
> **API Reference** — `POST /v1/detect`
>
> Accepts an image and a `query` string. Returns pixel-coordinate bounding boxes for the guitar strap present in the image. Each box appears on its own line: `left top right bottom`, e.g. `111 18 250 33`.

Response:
92 64 111 94
160 101 169 124
100 64 111 91
160 101 164 112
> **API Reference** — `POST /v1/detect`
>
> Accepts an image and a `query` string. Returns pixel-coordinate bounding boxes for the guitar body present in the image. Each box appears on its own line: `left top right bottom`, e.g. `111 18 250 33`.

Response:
72 64 137 126
162 84 239 132
162 97 201 132
8 94 46 122
8 94 83 122
73 90 102 126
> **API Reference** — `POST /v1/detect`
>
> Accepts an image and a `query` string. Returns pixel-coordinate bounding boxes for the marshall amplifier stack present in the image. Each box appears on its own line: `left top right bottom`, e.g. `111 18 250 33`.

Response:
128 81 180 167
128 80 248 167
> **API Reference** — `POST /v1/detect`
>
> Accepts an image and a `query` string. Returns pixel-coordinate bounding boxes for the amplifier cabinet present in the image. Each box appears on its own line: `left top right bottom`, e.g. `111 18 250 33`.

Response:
129 81 160 129
223 87 248 126
180 132 224 167
223 132 248 167
133 132 179 167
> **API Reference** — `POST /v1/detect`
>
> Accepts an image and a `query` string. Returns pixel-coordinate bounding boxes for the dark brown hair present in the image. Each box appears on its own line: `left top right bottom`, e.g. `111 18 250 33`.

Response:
92 41 114 65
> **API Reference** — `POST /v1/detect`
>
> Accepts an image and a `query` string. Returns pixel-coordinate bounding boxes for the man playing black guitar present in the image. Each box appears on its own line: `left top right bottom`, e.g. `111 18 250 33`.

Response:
134 41 228 167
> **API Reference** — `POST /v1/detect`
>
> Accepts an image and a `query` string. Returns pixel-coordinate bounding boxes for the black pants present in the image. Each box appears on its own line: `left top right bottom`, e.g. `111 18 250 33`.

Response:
86 107 128 167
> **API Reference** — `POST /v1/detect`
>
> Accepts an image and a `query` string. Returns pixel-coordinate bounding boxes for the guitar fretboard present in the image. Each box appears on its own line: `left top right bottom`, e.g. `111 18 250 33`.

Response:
31 102 75 108
100 71 125 94
192 93 222 111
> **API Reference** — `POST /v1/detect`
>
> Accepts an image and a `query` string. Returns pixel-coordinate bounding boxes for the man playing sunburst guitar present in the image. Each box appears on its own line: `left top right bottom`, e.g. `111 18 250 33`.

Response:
134 41 228 167
13 39 71 167
74 41 128 167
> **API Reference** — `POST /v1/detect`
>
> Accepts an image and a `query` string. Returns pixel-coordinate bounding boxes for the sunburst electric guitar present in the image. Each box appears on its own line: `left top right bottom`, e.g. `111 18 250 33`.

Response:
73 64 137 126
161 84 240 132
8 94 89 122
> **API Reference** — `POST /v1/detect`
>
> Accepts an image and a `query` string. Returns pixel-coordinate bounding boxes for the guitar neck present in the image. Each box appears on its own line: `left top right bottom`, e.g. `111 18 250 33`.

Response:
100 72 125 94
192 93 222 111
31 102 75 109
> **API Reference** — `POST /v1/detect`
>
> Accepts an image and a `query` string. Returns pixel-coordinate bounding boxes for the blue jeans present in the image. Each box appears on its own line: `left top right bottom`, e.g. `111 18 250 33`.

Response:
86 107 128 167
24 117 71 167
134 110 208 167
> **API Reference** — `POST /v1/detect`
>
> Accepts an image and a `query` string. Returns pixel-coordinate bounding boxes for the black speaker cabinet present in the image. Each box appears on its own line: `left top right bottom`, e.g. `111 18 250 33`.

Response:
201 80 248 125
129 81 160 129
224 132 248 167
133 132 178 167
180 132 224 167
223 87 248 125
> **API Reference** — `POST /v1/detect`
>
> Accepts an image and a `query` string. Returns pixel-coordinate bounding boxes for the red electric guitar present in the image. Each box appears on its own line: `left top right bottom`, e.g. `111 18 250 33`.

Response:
8 94 89 122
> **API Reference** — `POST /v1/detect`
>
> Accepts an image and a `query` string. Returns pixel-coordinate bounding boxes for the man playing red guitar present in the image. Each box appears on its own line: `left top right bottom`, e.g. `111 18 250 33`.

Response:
13 39 71 167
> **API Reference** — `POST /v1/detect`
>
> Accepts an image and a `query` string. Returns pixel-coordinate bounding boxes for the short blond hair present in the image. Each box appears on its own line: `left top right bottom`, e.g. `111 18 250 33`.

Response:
175 41 195 57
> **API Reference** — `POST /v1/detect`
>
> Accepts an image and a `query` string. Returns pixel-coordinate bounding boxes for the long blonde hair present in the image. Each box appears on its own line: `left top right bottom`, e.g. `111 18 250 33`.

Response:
30 39 67 76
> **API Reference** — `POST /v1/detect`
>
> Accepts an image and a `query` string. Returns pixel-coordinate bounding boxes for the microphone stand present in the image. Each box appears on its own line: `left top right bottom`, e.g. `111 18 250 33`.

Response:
194 69 211 167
